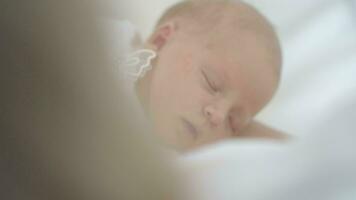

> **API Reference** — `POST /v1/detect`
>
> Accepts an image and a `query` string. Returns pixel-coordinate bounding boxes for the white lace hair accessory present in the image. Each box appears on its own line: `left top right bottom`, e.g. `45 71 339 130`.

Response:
119 49 157 82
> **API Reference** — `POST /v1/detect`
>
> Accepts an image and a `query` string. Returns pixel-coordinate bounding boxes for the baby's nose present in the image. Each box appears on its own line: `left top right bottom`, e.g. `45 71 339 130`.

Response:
203 105 228 128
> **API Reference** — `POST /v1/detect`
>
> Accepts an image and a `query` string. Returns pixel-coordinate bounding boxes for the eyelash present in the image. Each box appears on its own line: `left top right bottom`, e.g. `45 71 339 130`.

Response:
202 70 218 93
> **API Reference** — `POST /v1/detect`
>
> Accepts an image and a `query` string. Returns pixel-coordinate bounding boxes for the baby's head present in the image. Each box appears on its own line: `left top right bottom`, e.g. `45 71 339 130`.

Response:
136 0 282 151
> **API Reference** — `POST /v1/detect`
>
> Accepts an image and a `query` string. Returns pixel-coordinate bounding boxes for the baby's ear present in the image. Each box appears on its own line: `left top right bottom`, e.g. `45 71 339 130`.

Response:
148 22 177 51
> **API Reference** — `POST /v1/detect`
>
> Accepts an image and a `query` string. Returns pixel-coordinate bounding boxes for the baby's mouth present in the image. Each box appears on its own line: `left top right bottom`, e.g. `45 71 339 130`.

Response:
181 117 199 139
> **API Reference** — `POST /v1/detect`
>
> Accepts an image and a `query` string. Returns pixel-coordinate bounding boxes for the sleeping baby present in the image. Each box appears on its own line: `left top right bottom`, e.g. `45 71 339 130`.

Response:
121 0 286 152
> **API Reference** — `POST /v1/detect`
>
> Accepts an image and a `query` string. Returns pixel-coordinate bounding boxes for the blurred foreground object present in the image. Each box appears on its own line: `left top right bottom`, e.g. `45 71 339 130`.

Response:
0 1 177 200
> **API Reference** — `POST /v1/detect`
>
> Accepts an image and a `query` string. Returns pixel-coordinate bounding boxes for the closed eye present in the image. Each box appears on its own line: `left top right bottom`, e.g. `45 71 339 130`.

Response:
201 69 218 93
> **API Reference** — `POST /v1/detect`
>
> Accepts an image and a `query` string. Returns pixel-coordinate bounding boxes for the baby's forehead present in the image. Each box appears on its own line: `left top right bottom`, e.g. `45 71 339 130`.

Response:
184 31 280 86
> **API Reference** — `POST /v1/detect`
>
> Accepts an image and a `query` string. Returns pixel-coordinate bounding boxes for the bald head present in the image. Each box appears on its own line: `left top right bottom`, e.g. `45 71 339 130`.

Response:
153 0 282 76
157 0 272 34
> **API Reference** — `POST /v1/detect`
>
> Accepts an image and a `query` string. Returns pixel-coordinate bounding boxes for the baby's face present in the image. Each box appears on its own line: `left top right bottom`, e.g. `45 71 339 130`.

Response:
144 29 280 151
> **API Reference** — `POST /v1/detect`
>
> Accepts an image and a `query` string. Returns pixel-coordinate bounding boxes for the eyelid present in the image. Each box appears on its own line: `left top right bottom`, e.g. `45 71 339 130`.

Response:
202 69 218 92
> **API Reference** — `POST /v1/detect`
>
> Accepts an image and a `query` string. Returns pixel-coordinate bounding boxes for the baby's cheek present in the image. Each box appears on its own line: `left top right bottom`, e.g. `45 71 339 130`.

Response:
149 74 186 116
181 53 194 74
151 51 202 109
181 83 212 114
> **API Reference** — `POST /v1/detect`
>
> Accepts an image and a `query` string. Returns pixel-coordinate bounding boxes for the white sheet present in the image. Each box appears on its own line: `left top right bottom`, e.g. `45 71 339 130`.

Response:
182 100 356 200
253 0 356 137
